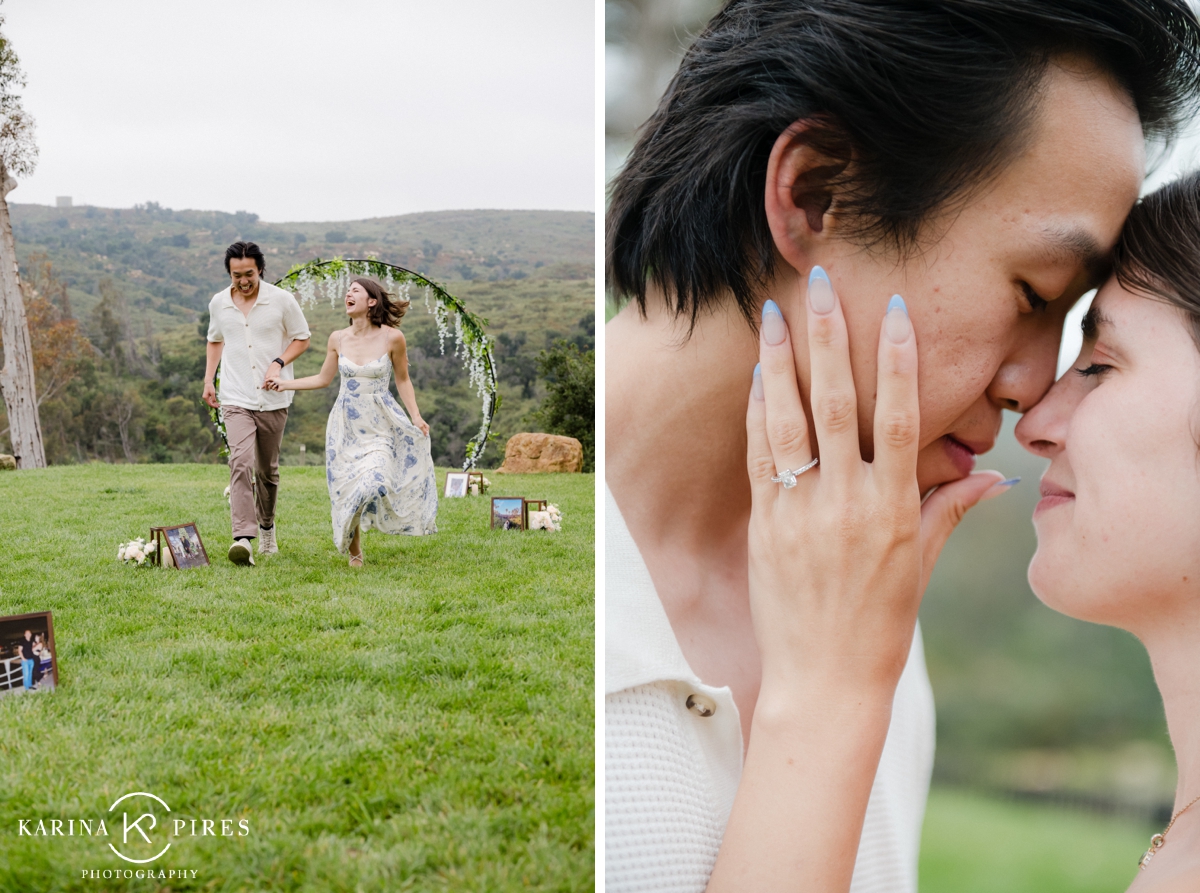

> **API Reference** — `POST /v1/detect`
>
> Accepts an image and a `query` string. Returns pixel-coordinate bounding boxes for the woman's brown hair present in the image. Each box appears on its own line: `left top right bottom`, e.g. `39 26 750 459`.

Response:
1112 170 1200 347
354 277 409 327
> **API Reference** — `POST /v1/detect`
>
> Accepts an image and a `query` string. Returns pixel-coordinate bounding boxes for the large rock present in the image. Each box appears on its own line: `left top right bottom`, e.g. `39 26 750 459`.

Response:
496 433 583 474
0 454 15 471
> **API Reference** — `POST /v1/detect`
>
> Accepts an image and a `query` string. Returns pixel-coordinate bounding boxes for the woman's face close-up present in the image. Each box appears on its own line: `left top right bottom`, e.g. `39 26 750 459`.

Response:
345 282 371 316
1015 281 1200 632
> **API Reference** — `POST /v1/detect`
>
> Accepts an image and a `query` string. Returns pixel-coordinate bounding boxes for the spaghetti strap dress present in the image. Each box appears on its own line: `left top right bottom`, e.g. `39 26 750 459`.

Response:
326 354 438 552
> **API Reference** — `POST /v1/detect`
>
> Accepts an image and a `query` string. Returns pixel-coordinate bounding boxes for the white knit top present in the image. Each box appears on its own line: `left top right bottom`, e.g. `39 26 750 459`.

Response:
605 486 936 892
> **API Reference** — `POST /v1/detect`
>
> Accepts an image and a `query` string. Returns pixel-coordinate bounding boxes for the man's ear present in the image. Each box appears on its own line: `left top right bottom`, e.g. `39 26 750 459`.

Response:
764 120 852 270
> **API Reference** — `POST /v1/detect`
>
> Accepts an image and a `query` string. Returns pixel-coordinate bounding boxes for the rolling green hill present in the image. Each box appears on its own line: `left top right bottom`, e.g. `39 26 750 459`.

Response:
2 205 595 469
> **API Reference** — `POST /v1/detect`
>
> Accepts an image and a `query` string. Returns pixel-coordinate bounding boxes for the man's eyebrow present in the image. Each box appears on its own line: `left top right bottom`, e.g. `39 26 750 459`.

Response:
1037 227 1109 285
1080 305 1113 341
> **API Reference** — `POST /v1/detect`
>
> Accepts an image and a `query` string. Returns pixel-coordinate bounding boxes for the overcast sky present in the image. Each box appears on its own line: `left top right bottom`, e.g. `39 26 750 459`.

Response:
2 0 594 222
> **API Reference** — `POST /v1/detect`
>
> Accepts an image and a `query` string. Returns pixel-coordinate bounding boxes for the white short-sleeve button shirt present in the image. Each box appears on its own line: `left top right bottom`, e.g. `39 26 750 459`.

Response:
207 281 311 412
605 486 936 893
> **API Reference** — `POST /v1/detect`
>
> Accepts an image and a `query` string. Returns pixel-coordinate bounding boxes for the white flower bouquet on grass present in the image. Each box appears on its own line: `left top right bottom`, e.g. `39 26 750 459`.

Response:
528 503 563 532
117 537 157 566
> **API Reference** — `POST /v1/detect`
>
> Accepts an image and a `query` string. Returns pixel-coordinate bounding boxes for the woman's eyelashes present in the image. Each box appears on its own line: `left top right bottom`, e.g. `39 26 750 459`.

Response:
1075 340 1117 380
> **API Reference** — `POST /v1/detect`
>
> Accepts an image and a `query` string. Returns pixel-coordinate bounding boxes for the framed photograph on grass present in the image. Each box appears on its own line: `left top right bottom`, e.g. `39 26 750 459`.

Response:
491 497 525 530
445 472 469 498
153 523 209 569
0 612 57 696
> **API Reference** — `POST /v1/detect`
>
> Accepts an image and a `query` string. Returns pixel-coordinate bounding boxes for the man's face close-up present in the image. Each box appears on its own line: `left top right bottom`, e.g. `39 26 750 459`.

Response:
229 257 260 297
810 59 1145 493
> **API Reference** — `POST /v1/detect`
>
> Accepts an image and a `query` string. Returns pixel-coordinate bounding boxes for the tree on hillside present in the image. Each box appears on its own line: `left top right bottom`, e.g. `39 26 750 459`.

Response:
0 5 40 467
90 278 148 376
22 278 91 409
529 341 594 472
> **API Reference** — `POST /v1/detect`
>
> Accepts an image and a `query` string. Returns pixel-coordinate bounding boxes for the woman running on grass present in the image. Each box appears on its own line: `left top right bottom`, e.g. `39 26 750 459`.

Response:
269 278 437 566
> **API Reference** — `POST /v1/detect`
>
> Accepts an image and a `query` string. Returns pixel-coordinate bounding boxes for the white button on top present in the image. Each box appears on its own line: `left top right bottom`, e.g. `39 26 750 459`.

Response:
686 693 716 717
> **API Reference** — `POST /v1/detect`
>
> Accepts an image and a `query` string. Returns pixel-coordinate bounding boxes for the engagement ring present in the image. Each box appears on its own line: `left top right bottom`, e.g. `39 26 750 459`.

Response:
771 458 819 489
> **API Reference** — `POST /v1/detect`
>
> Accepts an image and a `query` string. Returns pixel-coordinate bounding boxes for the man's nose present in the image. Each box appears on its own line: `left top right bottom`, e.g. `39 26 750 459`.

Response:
986 315 1063 413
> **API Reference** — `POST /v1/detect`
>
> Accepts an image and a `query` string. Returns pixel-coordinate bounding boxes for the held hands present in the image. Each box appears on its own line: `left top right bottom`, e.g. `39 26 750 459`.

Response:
262 360 285 391
746 267 1008 700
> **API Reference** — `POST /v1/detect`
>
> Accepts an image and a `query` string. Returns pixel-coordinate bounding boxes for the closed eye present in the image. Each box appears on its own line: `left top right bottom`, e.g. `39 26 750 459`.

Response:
1075 363 1110 378
1020 281 1049 312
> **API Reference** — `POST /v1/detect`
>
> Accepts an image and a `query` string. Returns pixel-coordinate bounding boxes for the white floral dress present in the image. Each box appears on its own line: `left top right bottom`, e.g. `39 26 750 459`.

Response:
326 354 437 551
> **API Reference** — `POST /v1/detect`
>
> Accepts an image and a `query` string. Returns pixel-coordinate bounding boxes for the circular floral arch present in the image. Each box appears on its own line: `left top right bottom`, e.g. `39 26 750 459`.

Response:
274 257 499 469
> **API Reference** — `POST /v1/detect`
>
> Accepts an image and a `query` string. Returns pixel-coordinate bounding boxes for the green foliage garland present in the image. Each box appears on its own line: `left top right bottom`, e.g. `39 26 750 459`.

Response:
207 368 230 458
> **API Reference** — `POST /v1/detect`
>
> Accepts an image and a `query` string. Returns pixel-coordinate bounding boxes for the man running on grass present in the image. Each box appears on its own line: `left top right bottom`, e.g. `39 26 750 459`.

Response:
202 241 310 566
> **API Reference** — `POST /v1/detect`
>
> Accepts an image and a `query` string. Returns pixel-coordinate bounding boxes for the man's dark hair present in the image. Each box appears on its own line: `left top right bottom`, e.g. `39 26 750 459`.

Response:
224 241 265 275
607 0 1200 329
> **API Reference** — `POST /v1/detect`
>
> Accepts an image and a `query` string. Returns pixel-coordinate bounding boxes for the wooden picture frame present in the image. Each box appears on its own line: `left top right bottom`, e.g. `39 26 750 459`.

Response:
467 472 486 495
523 499 547 528
151 523 209 569
0 611 58 695
444 472 469 498
491 497 525 531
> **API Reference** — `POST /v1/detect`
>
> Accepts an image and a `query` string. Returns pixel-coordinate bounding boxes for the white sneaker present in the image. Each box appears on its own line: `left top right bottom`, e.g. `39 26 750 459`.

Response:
258 526 277 555
228 538 255 566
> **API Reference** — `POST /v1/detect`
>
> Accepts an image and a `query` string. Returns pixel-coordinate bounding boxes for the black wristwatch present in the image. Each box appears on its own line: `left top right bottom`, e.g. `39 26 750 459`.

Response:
271 357 285 369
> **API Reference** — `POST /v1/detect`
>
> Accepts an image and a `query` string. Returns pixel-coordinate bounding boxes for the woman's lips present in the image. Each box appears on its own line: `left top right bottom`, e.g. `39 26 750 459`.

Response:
1035 480 1075 516
942 435 977 477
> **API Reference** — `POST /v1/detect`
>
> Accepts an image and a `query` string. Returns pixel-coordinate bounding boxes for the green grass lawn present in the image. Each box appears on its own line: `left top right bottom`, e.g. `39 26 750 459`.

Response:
0 464 594 892
921 787 1153 893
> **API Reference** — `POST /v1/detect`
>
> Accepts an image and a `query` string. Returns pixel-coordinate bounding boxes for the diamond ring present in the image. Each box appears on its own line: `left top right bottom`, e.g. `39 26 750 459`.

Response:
771 457 819 489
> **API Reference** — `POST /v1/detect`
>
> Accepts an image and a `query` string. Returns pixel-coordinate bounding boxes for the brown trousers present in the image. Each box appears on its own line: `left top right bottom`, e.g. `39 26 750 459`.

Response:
223 406 288 540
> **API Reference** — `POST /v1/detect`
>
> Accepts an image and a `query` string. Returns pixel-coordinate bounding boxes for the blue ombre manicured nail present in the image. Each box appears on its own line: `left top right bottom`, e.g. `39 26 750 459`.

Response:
884 294 911 343
751 362 763 400
981 476 1020 502
808 267 835 314
761 300 786 345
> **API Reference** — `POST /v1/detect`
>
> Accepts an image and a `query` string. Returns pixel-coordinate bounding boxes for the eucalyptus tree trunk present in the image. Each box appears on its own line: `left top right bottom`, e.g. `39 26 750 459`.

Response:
0 166 44 468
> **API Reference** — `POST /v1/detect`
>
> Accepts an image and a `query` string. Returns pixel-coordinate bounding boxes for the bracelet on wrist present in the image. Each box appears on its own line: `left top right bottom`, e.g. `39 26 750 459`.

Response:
271 357 285 368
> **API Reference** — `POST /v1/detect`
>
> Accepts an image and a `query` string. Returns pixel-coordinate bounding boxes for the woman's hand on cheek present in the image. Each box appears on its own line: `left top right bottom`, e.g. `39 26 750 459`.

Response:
745 267 1005 705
